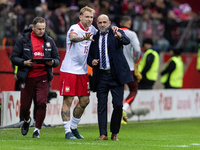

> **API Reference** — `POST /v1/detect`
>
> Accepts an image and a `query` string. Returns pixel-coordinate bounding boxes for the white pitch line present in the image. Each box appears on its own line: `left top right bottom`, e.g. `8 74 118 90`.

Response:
68 142 200 148
161 145 188 148
191 143 200 146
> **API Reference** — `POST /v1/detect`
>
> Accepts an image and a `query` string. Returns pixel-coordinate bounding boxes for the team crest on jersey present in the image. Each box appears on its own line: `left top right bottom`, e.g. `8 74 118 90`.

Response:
65 87 70 92
70 29 74 32
46 42 51 47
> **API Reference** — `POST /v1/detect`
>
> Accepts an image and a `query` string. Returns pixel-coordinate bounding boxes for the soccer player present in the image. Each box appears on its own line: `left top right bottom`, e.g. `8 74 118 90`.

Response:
59 6 97 139
120 16 141 124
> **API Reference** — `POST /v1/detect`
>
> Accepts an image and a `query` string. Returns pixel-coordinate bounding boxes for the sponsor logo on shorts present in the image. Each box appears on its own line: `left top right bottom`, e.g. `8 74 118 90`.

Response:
65 87 70 92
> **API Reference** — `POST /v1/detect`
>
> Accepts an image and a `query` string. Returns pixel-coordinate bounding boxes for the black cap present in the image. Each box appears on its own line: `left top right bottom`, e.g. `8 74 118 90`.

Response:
172 47 182 55
142 38 153 46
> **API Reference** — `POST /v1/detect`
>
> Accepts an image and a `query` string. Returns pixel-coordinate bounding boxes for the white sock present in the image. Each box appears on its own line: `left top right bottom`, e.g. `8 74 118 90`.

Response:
63 121 71 134
123 103 130 112
70 116 81 129
34 128 40 133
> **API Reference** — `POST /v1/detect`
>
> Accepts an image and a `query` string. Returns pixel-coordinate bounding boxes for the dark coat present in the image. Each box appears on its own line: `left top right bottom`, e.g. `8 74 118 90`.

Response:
10 26 60 83
87 27 133 91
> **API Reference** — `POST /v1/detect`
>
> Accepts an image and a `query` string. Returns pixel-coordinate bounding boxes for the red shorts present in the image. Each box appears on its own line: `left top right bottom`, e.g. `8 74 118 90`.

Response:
60 71 90 96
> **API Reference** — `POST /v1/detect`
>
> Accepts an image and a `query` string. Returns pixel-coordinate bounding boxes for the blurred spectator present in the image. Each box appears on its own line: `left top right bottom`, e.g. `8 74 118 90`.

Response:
160 48 184 89
90 0 100 19
77 0 91 9
99 0 110 15
0 3 9 46
163 10 181 49
17 0 41 9
0 0 198 53
155 22 170 52
151 0 167 19
164 0 174 10
68 5 79 26
138 38 160 89
35 2 57 41
133 0 144 16
4 9 18 46
179 3 193 21
13 4 26 34
133 9 153 42
50 3 69 47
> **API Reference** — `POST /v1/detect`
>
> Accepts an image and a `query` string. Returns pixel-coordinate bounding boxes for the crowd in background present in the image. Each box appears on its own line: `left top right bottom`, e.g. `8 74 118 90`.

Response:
0 0 200 52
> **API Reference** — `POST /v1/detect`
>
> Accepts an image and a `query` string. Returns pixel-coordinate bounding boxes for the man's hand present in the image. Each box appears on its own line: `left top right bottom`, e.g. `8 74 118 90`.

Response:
83 32 94 41
134 63 142 82
114 31 122 39
46 60 54 66
24 59 36 67
14 74 18 80
92 59 99 66
112 26 119 33
111 26 122 39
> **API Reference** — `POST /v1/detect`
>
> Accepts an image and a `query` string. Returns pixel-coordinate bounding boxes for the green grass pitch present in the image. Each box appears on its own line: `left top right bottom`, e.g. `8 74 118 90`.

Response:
1 118 200 150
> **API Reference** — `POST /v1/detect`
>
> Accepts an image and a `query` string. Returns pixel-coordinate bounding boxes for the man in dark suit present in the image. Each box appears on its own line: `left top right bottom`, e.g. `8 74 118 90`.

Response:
87 14 133 141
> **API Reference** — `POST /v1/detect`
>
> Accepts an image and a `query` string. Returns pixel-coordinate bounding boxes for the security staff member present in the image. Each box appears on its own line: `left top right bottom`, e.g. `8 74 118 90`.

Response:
138 38 159 89
160 48 184 89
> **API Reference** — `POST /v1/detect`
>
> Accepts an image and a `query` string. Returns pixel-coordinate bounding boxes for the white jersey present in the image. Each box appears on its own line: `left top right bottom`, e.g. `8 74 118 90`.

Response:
60 22 97 74
122 28 141 71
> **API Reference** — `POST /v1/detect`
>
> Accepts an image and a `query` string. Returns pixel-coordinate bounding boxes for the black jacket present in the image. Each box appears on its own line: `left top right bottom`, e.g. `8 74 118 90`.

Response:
87 28 133 91
10 26 60 83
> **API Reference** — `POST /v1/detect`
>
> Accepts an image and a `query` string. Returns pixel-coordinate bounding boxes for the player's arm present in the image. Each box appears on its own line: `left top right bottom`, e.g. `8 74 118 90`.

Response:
69 33 94 43
132 32 141 63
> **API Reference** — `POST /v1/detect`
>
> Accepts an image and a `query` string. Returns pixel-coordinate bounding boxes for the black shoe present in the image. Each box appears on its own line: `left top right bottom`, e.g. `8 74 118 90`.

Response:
21 119 31 136
71 128 84 139
33 130 40 138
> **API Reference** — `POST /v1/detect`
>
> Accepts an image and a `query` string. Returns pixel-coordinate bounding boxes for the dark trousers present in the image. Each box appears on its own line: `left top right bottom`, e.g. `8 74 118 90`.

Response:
138 78 155 89
97 70 123 136
20 75 49 129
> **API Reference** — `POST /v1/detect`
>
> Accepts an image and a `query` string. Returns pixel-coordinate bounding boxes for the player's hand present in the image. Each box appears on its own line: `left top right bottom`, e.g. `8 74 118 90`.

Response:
46 60 54 66
92 59 99 66
24 59 36 67
134 63 142 82
83 32 94 41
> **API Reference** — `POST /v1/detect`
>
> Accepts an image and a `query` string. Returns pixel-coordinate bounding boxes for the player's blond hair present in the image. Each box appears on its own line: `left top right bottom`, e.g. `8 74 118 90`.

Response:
79 6 95 15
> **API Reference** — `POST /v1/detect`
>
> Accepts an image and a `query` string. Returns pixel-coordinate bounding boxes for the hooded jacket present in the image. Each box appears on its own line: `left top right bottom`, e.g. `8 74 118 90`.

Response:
10 26 60 83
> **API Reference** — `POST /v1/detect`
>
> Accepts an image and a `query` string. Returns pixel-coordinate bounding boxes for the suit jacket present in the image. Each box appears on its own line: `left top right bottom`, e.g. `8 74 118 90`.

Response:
87 27 133 91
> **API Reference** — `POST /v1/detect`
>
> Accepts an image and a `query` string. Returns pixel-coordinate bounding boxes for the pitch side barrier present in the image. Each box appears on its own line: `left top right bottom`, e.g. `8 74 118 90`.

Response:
1 89 200 127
